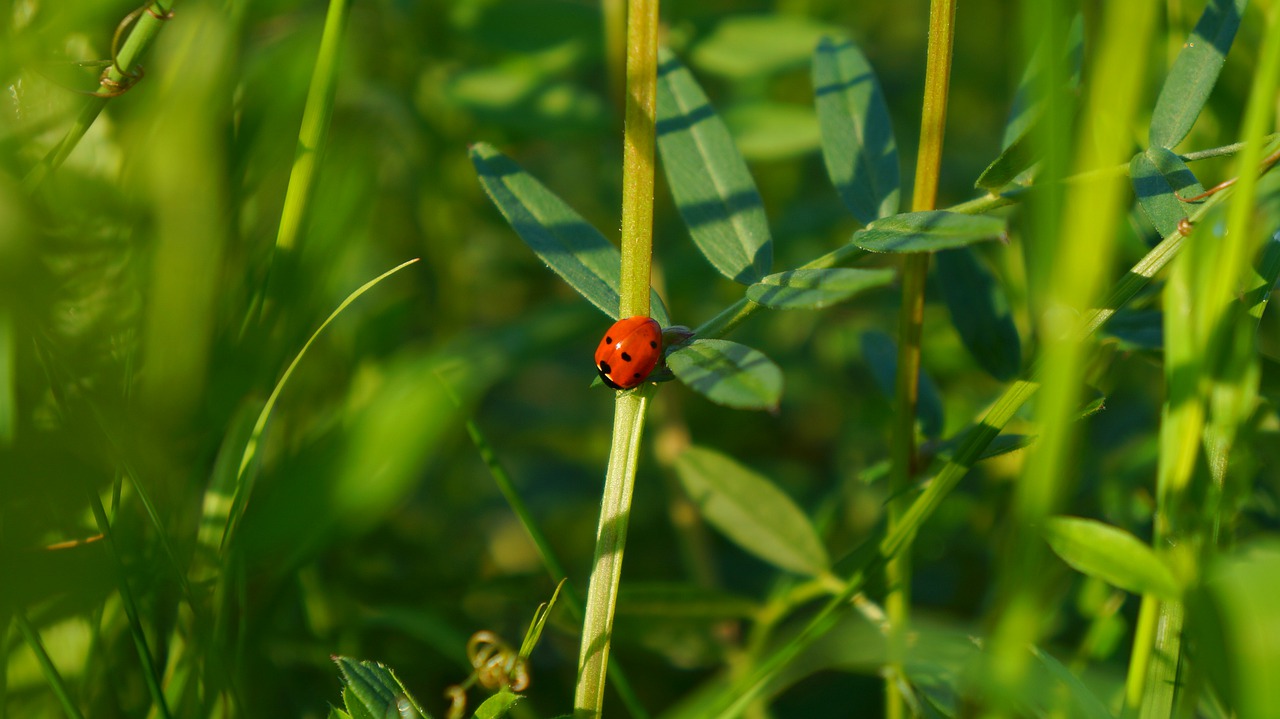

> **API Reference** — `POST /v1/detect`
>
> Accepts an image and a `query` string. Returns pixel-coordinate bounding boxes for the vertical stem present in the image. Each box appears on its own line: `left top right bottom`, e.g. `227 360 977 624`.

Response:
603 0 627 116
576 0 659 716
887 1 956 716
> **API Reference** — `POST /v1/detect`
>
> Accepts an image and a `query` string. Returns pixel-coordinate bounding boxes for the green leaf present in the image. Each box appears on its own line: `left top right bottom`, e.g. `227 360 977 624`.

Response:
1042 516 1180 600
1149 0 1247 149
853 211 1006 253
1030 647 1116 719
674 446 829 576
667 339 782 411
472 690 521 719
722 101 821 161
812 35 900 224
657 49 772 284
617 583 761 618
976 16 1083 190
469 142 670 326
334 657 430 719
936 248 1021 381
861 331 945 439
329 707 354 719
1130 147 1206 240
746 268 895 309
691 15 838 80
1190 541 1280 719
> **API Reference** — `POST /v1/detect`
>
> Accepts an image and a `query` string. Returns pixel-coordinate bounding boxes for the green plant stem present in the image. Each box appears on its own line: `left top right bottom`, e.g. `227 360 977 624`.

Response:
892 4 956 714
23 1 177 190
273 0 350 254
86 493 173 719
14 613 87 719
575 390 652 718
447 396 650 718
602 0 626 115
575 0 659 715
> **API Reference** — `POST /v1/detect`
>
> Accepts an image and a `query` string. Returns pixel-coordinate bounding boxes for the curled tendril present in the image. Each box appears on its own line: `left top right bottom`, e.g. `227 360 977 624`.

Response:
466 631 530 691
442 685 467 719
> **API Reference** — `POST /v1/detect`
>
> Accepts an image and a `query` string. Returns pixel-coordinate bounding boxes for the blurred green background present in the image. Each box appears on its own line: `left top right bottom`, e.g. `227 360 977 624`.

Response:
1 0 1276 717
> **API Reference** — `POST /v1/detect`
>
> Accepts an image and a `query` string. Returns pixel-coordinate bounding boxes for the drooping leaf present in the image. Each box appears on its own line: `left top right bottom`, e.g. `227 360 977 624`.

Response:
334 657 430 719
853 211 1006 253
1149 0 1248 149
675 446 829 577
976 15 1083 190
812 35 900 224
1130 147 1206 240
936 247 1022 380
861 331 945 439
667 339 782 411
746 267 895 310
472 690 521 719
657 49 772 284
469 143 671 326
1042 516 1180 600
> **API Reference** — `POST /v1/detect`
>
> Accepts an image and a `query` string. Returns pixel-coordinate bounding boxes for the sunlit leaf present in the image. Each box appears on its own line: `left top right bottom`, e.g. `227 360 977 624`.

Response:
675 446 829 577
472 690 521 719
1149 0 1247 149
722 101 821 161
813 35 900 223
691 15 838 79
936 247 1021 381
469 143 671 325
853 211 1006 253
1042 516 1180 599
657 49 772 284
1130 147 1205 240
667 339 782 411
746 268 895 309
334 657 429 719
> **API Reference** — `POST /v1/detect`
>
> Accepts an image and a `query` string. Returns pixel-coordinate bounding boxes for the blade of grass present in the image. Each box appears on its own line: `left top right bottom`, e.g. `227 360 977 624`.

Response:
220 258 420 551
14 613 87 719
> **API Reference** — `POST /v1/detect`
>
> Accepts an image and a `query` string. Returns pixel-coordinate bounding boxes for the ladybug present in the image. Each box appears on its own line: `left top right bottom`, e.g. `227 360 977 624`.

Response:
595 316 662 390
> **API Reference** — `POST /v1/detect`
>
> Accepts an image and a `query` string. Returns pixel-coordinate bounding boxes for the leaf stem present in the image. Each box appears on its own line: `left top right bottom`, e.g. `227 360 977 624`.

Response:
14 613 87 719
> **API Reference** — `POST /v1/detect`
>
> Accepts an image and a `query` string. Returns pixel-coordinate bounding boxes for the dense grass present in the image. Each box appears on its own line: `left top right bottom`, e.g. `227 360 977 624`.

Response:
3 1 1279 718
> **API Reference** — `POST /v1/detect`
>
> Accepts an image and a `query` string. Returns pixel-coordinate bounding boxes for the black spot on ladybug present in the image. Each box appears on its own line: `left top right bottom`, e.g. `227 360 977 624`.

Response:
621 352 632 362
604 336 612 345
633 372 642 378
599 360 612 374
650 341 657 348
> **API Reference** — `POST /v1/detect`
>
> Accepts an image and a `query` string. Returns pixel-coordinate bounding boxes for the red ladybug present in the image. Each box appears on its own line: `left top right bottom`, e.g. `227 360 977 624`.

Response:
595 316 662 390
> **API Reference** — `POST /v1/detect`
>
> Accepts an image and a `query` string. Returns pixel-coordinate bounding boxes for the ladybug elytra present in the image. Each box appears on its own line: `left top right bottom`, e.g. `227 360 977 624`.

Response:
595 316 662 390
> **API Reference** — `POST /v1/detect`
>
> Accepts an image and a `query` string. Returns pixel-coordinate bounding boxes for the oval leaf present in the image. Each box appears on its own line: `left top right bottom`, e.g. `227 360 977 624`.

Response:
334 657 427 719
976 16 1083 190
853 211 1006 253
746 267 895 309
691 15 836 80
667 339 782 411
1131 147 1206 240
812 36 900 224
469 143 670 326
936 247 1022 380
1042 516 1180 600
657 48 772 284
1149 0 1247 149
722 101 821 161
473 690 521 719
675 446 829 576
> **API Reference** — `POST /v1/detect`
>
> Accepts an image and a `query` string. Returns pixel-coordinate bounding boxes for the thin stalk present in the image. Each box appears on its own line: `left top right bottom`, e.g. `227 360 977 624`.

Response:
602 0 626 115
86 493 173 719
273 0 350 254
14 613 87 719
888 2 956 715
445 388 650 718
575 0 659 715
23 0 177 190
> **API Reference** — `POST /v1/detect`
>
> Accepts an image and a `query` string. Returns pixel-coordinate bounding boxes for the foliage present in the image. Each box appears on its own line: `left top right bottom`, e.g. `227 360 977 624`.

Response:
3 1 1280 719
